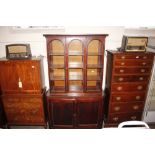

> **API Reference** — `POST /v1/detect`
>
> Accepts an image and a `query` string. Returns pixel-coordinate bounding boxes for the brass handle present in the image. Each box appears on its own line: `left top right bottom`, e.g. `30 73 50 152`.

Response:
120 69 124 73
133 105 139 110
32 65 35 69
139 77 144 81
121 62 125 65
114 106 120 111
118 77 124 81
141 69 145 73
131 116 137 120
136 56 140 59
116 97 121 101
137 85 143 90
142 62 146 66
113 117 119 121
136 96 141 100
117 86 122 91
121 56 125 59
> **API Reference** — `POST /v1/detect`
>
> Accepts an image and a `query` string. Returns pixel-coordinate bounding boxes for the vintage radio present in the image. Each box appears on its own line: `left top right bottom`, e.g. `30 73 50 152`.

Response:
121 36 148 52
6 44 32 59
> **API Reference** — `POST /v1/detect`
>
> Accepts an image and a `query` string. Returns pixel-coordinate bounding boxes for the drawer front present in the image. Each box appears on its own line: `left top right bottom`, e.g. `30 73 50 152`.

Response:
111 93 146 102
114 60 153 67
3 96 45 124
115 54 153 60
114 67 151 74
112 75 149 82
111 83 147 92
108 112 142 124
109 103 144 113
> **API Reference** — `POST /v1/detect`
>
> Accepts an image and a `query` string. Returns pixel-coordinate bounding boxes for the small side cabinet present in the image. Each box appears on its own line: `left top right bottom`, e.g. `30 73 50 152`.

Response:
0 58 47 128
47 92 104 129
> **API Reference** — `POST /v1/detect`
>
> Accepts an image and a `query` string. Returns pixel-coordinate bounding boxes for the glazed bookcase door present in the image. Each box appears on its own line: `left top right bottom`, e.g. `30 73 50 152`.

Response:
48 38 66 92
86 39 104 91
67 37 85 92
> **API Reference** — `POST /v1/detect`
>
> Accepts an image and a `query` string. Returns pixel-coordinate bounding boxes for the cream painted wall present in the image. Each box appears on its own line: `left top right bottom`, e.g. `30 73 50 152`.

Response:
1 26 155 88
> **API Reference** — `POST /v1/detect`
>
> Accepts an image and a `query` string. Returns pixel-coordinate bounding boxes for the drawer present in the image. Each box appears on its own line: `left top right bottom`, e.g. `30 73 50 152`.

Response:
109 103 144 113
112 75 150 82
108 112 142 124
114 60 153 67
111 83 148 92
5 108 44 124
3 97 42 110
115 54 153 60
2 95 45 125
111 92 146 102
114 67 151 74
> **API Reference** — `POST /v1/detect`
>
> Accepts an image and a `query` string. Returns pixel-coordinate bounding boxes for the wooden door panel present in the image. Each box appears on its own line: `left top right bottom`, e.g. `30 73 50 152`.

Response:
49 99 75 128
76 98 101 127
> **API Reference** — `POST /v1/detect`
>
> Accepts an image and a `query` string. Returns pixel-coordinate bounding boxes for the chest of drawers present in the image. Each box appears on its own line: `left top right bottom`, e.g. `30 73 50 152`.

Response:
104 50 154 127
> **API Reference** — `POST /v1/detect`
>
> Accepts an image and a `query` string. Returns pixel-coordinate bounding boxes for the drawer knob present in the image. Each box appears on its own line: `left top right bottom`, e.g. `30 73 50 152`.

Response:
136 56 140 59
117 86 122 91
118 77 124 81
114 106 120 111
133 105 139 110
121 62 125 65
143 56 147 59
121 56 125 59
142 62 146 66
137 86 143 90
131 116 137 120
136 96 141 100
139 77 144 81
116 97 121 101
120 69 124 73
113 117 119 121
141 69 145 73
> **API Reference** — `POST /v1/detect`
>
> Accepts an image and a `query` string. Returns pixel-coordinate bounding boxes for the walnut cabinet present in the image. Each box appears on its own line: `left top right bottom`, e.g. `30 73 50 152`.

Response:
0 58 46 128
44 34 108 128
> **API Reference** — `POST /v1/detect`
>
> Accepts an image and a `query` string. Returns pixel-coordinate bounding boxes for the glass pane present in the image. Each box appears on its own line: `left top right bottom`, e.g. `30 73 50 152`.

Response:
69 69 83 80
50 69 65 80
49 40 64 54
68 40 83 54
69 56 83 68
51 81 65 92
51 56 64 68
54 81 65 87
87 56 102 68
88 40 102 55
69 81 83 91
87 81 101 91
87 69 101 80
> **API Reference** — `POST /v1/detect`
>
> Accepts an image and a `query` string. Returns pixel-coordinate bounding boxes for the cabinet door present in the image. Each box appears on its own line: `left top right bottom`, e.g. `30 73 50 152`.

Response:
49 99 75 128
0 61 19 93
76 98 103 128
16 61 42 93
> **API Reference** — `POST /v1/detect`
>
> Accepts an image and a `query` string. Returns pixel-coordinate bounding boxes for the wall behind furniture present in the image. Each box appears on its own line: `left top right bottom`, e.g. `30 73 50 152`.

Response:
1 26 155 89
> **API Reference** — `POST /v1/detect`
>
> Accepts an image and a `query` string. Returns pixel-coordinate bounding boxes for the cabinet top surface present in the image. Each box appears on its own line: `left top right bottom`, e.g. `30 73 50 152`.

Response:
106 50 155 55
43 34 109 37
0 56 42 62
